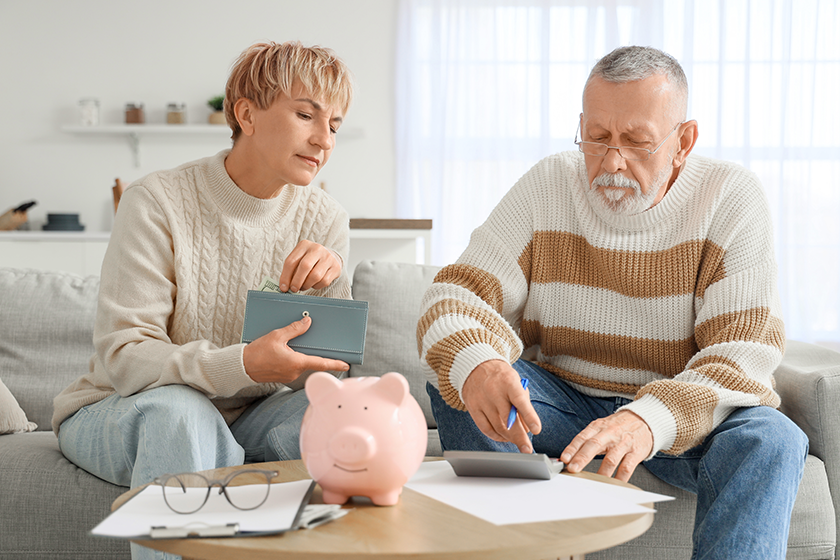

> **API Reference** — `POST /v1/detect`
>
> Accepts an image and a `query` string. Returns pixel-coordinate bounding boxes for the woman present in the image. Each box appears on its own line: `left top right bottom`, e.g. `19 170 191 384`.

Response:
52 41 354 537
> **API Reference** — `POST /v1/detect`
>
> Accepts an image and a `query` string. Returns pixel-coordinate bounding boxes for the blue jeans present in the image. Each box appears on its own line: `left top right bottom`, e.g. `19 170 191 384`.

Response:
427 359 809 560
58 385 310 560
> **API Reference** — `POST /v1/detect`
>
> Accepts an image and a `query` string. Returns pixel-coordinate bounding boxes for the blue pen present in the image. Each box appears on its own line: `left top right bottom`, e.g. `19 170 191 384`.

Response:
506 378 529 429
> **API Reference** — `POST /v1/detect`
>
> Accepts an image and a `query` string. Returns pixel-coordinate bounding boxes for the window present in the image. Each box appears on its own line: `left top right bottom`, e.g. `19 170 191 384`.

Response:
396 0 840 346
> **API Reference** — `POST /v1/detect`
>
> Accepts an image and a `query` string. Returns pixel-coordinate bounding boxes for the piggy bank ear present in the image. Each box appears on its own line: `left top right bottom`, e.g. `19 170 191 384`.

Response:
374 372 409 406
304 371 343 405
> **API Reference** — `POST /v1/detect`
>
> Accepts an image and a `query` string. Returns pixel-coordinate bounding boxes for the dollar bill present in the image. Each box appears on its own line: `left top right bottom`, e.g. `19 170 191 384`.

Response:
257 276 282 293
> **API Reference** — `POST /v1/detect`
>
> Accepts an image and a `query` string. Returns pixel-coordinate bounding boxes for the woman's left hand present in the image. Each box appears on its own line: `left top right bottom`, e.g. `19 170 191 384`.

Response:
277 240 342 292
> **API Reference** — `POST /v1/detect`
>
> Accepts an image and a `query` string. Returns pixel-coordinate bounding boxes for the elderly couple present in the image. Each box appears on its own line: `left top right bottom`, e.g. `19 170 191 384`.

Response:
52 41 805 560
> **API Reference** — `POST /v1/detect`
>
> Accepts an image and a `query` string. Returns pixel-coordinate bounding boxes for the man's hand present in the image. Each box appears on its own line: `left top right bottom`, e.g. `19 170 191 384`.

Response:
561 410 653 482
243 316 349 384
461 360 542 453
278 240 342 293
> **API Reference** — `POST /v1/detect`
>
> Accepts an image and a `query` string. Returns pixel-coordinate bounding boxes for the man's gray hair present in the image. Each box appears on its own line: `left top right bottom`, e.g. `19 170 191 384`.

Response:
585 46 688 120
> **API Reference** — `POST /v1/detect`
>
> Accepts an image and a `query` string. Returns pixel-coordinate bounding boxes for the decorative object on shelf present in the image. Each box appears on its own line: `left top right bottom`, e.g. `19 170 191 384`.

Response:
207 95 226 124
42 213 85 232
166 102 186 124
112 178 126 214
78 98 99 126
0 200 37 231
125 103 145 124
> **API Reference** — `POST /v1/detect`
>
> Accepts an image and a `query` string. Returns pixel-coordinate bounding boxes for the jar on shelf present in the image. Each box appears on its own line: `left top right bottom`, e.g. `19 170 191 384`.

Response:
125 103 145 124
78 98 100 126
166 102 186 125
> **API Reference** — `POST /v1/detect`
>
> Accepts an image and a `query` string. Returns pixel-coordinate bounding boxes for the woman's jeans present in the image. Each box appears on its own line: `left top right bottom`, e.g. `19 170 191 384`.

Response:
427 359 809 560
58 385 310 560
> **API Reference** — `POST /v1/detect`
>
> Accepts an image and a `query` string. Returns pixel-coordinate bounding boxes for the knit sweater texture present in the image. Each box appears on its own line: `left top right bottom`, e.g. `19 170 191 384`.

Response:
52 149 351 433
417 151 783 457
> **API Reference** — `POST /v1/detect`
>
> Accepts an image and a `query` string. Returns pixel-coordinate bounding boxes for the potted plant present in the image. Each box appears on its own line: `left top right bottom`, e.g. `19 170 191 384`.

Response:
207 95 225 125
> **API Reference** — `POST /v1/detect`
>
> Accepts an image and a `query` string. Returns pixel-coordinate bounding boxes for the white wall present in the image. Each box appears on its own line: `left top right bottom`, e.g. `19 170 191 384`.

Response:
0 0 397 232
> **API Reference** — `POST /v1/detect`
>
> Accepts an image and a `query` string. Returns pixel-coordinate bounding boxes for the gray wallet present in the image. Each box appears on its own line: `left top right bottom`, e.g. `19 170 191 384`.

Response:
241 291 369 365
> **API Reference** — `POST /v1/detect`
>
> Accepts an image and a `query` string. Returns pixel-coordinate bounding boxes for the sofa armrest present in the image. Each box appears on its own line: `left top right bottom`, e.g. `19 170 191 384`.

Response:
776 340 840 463
775 339 840 539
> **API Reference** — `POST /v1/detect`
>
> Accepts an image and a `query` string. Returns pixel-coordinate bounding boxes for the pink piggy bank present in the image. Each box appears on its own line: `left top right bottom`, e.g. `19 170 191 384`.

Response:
300 371 427 506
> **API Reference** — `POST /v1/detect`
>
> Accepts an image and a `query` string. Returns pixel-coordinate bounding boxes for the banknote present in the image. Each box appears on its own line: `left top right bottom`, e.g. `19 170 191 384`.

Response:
257 276 282 293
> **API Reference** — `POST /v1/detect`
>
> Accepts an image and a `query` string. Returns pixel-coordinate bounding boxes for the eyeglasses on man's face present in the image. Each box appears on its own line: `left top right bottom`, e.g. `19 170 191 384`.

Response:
575 121 683 161
153 469 279 514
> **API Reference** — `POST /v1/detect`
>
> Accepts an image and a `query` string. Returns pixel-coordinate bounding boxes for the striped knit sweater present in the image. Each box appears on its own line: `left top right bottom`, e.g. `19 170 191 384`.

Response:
417 151 783 457
52 149 351 433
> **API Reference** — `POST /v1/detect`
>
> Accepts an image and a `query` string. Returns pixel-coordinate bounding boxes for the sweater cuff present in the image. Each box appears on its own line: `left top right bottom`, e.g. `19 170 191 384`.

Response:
448 343 509 402
201 344 258 397
618 394 677 460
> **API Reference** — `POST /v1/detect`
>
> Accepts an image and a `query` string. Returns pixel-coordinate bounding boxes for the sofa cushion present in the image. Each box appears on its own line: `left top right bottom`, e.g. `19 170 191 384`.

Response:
0 431 129 559
349 260 441 428
0 268 98 431
585 455 835 560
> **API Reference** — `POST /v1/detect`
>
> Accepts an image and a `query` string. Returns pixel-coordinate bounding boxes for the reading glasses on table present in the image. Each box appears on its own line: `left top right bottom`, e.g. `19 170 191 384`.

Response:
153 469 280 514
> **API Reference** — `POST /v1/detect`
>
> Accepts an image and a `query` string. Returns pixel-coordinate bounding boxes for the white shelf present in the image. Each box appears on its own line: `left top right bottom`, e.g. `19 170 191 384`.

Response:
0 231 110 242
62 124 231 167
63 124 232 135
62 124 363 167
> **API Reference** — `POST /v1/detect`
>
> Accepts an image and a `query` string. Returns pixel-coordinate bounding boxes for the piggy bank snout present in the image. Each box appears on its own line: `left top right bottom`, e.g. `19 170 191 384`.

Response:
329 427 377 465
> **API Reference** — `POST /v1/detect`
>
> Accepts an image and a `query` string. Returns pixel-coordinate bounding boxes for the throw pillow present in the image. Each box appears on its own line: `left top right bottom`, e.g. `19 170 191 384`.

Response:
0 377 37 434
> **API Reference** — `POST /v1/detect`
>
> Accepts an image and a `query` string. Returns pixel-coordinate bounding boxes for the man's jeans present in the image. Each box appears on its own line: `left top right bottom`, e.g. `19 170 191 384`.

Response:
427 359 809 560
58 385 310 560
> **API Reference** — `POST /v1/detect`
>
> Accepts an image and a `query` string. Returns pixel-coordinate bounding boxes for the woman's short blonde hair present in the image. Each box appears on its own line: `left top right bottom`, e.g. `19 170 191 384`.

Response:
224 41 354 140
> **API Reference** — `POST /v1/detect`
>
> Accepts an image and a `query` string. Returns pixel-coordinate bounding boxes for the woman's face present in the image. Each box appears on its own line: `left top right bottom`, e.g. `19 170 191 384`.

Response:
247 81 344 187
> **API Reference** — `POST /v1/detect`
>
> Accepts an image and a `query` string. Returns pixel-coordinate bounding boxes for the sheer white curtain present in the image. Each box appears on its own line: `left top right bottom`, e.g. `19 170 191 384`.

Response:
395 0 840 346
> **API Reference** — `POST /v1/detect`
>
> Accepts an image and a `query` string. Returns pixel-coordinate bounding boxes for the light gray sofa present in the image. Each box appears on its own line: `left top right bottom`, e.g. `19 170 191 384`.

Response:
0 262 837 559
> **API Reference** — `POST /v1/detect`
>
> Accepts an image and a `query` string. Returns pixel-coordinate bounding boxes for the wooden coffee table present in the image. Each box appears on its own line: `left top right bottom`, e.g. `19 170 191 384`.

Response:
113 459 653 560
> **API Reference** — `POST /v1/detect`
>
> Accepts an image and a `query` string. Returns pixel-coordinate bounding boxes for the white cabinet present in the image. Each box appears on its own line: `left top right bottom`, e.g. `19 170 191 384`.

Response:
0 232 110 276
0 220 432 279
347 219 432 275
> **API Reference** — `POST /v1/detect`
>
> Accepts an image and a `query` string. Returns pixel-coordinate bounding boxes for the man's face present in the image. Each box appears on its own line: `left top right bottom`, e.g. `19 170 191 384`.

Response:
580 75 681 215
248 81 344 187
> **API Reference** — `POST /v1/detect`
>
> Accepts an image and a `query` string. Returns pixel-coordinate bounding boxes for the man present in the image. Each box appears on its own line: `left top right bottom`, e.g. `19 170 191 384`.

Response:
418 46 807 559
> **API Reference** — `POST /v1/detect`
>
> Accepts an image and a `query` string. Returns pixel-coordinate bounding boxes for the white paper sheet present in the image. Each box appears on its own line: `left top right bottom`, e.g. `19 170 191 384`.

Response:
405 461 673 526
92 479 314 538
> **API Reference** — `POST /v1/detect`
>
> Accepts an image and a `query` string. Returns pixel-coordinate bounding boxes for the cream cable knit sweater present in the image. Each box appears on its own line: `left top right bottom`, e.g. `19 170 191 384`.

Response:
52 150 351 433
418 151 783 457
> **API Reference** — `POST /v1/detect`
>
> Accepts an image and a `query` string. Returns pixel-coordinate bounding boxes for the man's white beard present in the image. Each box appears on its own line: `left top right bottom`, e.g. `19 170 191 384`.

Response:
586 158 673 216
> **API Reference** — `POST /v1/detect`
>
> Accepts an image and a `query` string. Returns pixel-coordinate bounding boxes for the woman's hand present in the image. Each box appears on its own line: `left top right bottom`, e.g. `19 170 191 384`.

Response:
243 316 349 384
278 240 342 293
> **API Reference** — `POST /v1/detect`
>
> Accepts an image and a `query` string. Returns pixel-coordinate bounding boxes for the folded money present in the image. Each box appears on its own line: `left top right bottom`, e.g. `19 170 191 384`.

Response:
257 276 282 293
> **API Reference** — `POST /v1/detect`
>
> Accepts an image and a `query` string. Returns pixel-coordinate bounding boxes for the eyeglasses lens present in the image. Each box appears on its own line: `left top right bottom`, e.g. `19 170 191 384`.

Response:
225 471 272 510
161 473 208 514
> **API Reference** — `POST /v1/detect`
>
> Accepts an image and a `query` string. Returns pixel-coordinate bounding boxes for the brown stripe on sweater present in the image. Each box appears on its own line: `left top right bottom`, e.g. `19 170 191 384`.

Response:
434 264 505 313
636 380 719 455
537 361 641 395
689 355 780 407
521 320 698 377
417 298 520 357
694 308 785 352
517 238 533 285
424 328 513 410
527 231 726 299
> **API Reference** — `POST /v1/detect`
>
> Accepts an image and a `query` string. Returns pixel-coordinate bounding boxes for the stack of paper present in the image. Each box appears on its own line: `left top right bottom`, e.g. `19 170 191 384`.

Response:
405 461 673 525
